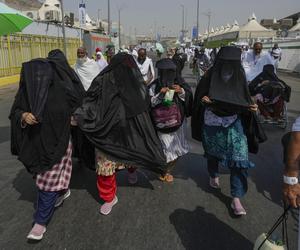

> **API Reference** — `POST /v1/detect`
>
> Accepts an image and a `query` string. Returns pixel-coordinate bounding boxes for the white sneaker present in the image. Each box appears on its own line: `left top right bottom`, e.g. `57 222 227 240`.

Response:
55 189 71 208
100 196 118 215
27 224 46 241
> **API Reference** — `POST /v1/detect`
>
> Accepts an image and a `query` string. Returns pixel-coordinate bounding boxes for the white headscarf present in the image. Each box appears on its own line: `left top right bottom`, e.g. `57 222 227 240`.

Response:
96 52 108 72
74 57 101 91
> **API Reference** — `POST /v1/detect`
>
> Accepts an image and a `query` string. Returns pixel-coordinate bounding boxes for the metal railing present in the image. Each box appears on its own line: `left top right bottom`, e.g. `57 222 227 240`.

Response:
0 34 81 77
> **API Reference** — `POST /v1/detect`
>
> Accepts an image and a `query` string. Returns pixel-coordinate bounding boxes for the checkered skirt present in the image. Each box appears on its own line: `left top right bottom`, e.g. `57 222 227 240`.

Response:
36 140 73 192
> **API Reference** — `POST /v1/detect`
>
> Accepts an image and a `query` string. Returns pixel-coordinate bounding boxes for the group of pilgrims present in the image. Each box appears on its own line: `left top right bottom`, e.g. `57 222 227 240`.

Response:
10 42 289 241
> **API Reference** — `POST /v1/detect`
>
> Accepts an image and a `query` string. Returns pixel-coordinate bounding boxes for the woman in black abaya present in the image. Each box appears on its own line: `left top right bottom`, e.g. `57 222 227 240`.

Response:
10 49 84 240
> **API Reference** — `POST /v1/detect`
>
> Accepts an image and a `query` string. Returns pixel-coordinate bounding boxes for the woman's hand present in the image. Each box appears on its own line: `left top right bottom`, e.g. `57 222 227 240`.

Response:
172 84 183 94
160 87 169 94
71 116 77 126
249 104 258 112
201 96 212 104
22 112 38 125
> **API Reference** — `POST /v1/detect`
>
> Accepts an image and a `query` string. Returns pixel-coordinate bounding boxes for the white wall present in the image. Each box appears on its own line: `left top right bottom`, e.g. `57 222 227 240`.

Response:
263 39 300 73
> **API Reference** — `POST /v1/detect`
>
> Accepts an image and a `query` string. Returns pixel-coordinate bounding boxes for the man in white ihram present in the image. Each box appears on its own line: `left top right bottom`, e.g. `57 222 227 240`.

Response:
242 42 274 82
135 48 155 85
74 47 100 91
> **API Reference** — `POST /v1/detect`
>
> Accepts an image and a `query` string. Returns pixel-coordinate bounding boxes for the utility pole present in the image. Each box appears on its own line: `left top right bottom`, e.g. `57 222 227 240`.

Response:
97 9 101 29
118 8 121 49
180 4 184 33
60 0 67 56
206 11 211 41
180 4 185 42
107 0 111 35
196 0 199 40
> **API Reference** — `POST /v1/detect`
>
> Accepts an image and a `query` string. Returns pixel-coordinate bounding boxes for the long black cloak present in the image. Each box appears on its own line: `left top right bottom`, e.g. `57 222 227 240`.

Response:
191 61 267 154
74 53 167 174
9 49 84 174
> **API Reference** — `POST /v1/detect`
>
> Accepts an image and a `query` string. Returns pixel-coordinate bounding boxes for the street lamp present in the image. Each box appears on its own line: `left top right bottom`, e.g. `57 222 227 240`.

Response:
97 9 101 29
180 4 184 34
118 4 126 49
60 0 67 56
108 0 111 35
202 10 211 42
196 0 199 40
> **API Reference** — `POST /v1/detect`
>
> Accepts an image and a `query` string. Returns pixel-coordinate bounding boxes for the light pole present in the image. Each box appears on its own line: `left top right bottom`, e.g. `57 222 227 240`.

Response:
180 4 184 34
60 0 67 56
107 0 111 35
196 0 199 40
118 8 121 49
203 10 211 42
97 9 101 29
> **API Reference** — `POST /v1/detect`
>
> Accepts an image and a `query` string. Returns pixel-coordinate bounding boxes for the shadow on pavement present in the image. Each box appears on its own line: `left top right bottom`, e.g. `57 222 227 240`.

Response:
0 126 10 144
12 169 36 204
173 153 239 218
169 206 253 250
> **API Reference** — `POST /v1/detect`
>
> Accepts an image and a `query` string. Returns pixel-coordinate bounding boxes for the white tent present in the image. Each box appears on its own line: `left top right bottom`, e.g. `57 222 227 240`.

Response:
239 13 275 39
229 20 240 32
223 24 231 34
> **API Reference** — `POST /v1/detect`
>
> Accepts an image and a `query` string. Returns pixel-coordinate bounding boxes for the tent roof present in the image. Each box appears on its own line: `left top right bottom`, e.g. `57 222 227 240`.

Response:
240 13 269 32
229 20 239 32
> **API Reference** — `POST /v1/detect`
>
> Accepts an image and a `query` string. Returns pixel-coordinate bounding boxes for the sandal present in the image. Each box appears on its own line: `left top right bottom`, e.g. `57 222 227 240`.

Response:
159 173 174 183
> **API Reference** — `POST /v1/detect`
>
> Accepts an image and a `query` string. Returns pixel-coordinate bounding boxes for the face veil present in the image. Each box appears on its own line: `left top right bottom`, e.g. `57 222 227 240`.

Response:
209 46 252 109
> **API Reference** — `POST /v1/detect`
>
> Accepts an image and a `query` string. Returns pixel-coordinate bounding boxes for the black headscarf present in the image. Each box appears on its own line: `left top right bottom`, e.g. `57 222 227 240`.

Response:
47 49 84 111
10 49 84 174
208 46 253 116
153 58 193 117
74 53 167 174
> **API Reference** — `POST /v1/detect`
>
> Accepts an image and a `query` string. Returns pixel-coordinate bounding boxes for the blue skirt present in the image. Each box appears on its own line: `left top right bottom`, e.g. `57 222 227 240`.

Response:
202 119 255 169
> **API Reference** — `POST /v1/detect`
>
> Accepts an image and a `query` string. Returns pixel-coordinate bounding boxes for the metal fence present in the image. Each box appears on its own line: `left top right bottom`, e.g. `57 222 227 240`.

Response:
0 34 81 77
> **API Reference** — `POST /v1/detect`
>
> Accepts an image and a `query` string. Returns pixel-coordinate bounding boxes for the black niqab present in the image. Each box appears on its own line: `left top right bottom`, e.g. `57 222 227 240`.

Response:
22 59 52 122
208 46 252 115
153 58 193 117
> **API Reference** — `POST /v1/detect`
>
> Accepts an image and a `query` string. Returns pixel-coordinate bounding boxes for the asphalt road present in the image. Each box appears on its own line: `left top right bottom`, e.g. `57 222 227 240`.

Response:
0 66 299 250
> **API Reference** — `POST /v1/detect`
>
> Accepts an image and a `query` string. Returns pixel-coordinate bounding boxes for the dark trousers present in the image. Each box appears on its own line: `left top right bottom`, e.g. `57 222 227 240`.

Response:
34 190 60 225
207 159 248 198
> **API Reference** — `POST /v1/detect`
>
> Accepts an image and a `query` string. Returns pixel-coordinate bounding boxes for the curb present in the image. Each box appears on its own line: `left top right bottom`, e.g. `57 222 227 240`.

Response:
0 75 20 88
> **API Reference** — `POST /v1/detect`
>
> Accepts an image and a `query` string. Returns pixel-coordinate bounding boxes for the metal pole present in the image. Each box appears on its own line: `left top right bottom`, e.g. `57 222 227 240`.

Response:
181 4 184 32
108 0 111 35
118 8 121 49
98 9 101 28
196 0 199 40
207 11 211 41
60 0 67 56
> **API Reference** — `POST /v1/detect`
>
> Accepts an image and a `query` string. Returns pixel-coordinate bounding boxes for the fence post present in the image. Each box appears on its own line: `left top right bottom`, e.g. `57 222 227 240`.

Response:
7 35 13 76
19 34 24 64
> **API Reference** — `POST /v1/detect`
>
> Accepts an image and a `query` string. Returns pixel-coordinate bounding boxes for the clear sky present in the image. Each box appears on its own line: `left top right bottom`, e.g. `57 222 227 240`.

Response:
63 0 300 36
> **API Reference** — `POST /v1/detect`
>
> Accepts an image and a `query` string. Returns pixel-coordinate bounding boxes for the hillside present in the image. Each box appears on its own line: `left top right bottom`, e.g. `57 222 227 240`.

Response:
6 0 42 10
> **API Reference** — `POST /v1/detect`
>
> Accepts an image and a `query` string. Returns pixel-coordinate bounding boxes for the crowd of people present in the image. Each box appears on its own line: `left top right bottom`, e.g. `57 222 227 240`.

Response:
8 40 298 244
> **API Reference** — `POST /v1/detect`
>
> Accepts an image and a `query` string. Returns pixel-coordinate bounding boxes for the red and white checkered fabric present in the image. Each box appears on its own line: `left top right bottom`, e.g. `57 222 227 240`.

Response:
36 140 73 192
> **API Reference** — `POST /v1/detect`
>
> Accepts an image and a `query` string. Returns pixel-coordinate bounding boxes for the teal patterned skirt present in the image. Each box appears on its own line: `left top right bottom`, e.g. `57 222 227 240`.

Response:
202 119 255 169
